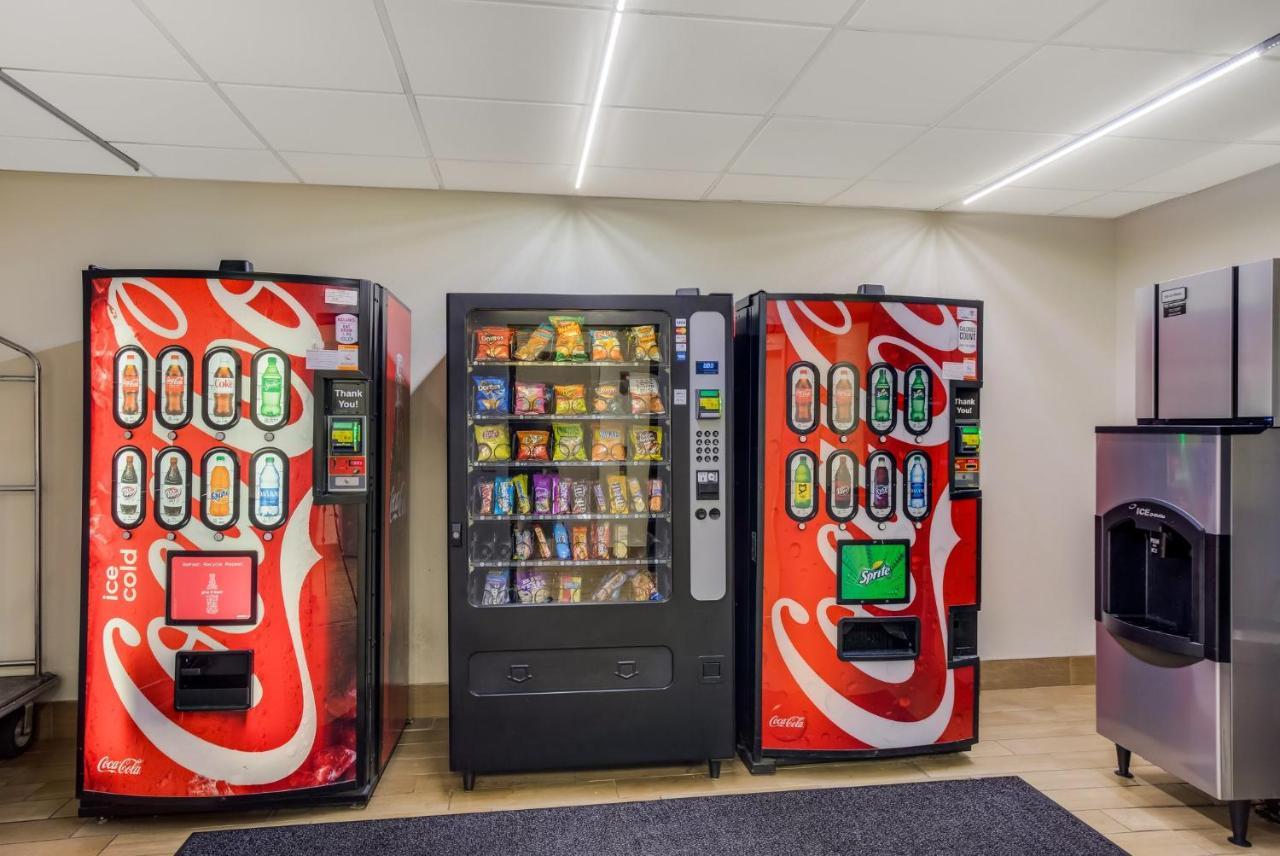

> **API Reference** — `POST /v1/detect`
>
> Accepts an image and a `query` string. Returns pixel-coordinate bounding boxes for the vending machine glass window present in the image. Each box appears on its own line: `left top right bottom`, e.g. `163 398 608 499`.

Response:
464 310 672 607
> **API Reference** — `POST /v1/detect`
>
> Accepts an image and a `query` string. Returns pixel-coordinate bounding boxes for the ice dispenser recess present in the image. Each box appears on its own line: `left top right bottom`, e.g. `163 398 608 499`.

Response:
173 650 253 712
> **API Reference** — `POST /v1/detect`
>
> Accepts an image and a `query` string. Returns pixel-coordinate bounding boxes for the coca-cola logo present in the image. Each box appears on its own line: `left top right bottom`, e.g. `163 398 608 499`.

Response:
769 714 806 730
97 756 143 775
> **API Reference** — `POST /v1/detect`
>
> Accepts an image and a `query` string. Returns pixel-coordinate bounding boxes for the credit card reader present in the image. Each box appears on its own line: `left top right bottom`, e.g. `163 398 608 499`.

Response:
318 378 369 498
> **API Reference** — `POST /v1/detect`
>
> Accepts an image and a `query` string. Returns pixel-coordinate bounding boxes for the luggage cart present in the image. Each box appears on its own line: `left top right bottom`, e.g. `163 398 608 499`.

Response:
0 336 57 757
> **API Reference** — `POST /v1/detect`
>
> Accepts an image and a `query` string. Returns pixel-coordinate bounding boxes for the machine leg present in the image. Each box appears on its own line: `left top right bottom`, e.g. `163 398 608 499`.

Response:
708 759 721 779
462 770 475 792
1114 745 1134 779
1229 800 1252 848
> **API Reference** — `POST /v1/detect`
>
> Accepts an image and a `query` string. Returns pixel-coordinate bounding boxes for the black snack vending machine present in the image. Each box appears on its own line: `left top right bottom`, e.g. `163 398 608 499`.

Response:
446 292 734 788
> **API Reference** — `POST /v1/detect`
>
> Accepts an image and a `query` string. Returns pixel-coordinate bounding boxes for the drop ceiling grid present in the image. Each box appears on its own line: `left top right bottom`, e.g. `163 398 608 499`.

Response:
0 0 1274 216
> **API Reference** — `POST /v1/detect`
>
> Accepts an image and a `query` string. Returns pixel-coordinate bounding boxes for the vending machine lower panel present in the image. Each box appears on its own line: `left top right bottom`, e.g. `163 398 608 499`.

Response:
736 292 983 770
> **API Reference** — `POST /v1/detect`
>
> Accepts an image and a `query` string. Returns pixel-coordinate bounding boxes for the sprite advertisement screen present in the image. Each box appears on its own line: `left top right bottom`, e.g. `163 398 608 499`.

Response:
838 541 909 603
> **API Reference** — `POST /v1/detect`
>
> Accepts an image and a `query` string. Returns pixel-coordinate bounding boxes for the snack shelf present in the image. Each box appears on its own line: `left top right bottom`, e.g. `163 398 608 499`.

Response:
471 512 668 522
469 460 671 470
473 598 665 609
470 558 669 569
471 413 670 422
470 361 668 370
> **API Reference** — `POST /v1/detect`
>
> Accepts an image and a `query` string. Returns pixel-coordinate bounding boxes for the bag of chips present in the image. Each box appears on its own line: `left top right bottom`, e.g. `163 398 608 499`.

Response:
592 425 626 462
606 475 630 514
571 525 589 561
493 476 514 516
631 325 660 361
516 570 551 604
482 570 510 605
514 381 548 415
553 522 571 560
513 528 533 561
629 426 663 461
516 430 550 461
592 381 624 415
532 473 553 514
628 477 647 513
629 570 660 602
559 574 582 603
512 474 532 514
553 423 587 460
592 569 629 601
475 425 511 462
553 383 588 415
474 326 513 362
629 375 665 415
551 315 587 362
514 323 554 362
473 376 509 414
590 329 623 362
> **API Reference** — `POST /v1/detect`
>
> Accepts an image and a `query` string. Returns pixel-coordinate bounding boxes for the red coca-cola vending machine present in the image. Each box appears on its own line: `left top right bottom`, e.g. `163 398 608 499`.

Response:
734 290 983 771
77 262 411 813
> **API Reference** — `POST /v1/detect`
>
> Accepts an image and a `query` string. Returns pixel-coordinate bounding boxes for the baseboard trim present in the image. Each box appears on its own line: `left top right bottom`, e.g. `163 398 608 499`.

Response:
36 659 1093 739
982 656 1096 690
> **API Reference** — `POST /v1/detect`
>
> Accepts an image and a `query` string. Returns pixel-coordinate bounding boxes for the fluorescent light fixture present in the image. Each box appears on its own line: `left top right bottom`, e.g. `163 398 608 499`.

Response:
575 0 627 191
963 32 1280 206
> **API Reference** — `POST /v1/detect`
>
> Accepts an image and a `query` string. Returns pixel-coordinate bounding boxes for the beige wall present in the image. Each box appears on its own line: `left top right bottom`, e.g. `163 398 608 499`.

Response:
1113 163 1280 421
0 170 1117 700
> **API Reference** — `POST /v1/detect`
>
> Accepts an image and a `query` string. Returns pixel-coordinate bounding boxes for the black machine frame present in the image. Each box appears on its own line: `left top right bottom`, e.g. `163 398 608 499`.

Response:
76 265 409 815
445 292 736 789
733 291 984 773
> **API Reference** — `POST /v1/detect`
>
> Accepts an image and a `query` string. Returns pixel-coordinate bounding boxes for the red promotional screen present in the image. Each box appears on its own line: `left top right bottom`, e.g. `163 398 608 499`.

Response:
758 297 980 754
83 274 363 799
167 552 256 624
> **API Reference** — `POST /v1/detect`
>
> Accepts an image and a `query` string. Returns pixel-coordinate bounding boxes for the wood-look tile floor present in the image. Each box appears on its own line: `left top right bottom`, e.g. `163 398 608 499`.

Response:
5 685 1276 855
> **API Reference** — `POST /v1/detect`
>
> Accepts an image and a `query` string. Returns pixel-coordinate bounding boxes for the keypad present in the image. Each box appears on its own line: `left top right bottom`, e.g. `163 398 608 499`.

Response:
695 429 722 463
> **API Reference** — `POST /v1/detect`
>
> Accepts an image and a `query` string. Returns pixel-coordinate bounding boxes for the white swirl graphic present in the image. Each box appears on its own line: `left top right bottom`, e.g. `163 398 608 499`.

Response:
108 278 188 339
207 279 322 356
795 300 853 334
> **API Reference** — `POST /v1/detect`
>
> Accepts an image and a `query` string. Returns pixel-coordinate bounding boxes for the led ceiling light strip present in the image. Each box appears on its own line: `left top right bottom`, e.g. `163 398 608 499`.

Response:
963 32 1280 206
575 0 627 191
0 69 140 172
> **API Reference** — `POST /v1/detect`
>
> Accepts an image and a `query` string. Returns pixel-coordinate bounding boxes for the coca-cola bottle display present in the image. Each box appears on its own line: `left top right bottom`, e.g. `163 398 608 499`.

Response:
203 347 241 429
82 265 410 813
114 347 147 428
156 346 192 429
735 292 982 772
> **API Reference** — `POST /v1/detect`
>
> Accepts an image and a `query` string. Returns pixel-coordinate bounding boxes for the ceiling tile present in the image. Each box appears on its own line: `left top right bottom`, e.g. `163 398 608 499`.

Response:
734 117 922 178
1013 137 1219 190
708 174 851 203
143 0 400 91
778 30 1032 125
1059 0 1279 54
8 72 260 149
579 166 718 200
224 86 423 157
849 0 1099 41
0 0 196 78
870 127 1067 185
629 0 856 25
437 160 574 195
1127 144 1280 193
0 86 79 140
386 0 609 103
282 152 437 189
419 98 583 165
943 46 1213 134
1055 190 1179 217
1115 59 1280 143
945 186 1098 214
0 136 138 176
828 180 971 209
118 144 294 182
591 108 757 171
610 15 826 114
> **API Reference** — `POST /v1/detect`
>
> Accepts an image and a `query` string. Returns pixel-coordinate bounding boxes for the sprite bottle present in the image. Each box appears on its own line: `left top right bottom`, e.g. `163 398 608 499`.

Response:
908 368 928 427
872 367 892 425
260 356 283 421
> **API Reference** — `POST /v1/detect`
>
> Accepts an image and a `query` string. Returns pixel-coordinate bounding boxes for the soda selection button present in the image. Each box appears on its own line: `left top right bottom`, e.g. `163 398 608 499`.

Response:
709 508 721 520
695 509 707 520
